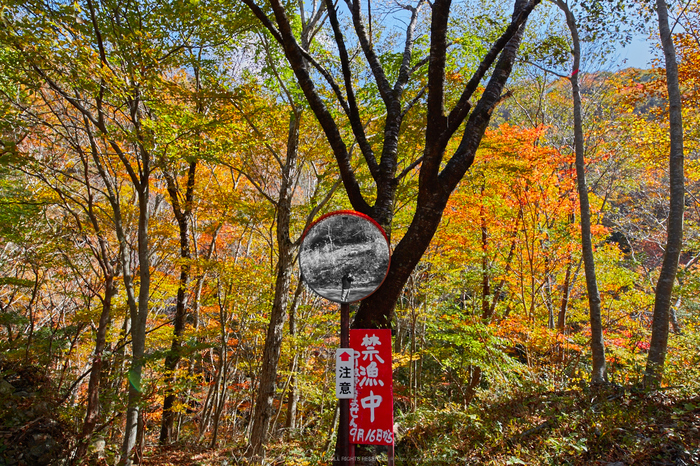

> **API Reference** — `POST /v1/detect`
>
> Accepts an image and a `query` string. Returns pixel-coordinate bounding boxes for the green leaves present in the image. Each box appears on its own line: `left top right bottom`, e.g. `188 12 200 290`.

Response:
0 277 35 287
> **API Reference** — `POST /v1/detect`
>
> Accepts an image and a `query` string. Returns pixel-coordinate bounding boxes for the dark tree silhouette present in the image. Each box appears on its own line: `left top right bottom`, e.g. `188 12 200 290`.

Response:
242 0 540 333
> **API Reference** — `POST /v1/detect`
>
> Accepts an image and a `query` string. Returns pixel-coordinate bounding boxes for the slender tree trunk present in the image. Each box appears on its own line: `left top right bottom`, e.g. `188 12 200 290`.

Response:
198 350 222 441
160 161 196 444
557 213 577 333
644 0 685 387
284 282 303 434
122 316 146 466
556 0 606 384
557 255 572 332
120 165 151 466
479 184 491 318
463 366 482 408
410 307 418 411
284 358 298 432
24 267 41 362
324 403 340 454
248 111 300 458
210 344 230 448
486 207 521 322
74 274 114 462
544 253 555 330
670 298 681 334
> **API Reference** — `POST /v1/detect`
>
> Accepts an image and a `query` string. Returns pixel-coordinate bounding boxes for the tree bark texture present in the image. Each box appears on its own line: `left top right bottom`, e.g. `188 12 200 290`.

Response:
555 0 606 384
644 0 685 387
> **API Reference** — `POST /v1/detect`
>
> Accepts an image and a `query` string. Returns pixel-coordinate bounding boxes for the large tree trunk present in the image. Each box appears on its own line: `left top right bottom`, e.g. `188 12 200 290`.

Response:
555 0 606 384
644 0 685 387
242 4 538 463
353 3 533 329
243 0 539 332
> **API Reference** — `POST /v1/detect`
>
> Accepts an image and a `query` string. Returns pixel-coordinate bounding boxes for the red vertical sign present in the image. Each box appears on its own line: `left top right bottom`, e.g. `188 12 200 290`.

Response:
349 329 393 445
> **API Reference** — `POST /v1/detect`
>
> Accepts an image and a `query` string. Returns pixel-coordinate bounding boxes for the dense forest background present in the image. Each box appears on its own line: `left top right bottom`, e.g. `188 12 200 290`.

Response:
0 0 699 464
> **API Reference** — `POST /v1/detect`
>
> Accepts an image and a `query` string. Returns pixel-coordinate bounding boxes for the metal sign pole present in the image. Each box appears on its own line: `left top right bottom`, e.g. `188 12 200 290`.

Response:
339 302 354 466
298 211 390 466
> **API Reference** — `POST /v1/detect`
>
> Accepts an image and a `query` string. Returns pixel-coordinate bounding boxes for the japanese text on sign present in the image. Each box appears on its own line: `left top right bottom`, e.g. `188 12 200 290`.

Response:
335 349 354 399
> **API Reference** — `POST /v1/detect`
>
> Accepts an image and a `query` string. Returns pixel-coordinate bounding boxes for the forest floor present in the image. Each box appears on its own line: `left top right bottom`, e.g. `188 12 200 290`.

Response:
139 445 230 466
129 384 700 465
2 360 700 465
394 384 700 465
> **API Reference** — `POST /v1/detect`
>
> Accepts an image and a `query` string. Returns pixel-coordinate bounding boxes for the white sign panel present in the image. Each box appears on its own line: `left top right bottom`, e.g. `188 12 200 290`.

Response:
335 348 355 399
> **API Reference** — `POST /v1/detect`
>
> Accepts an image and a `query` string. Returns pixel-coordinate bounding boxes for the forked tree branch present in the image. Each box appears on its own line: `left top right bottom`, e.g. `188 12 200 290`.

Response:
344 0 393 104
324 0 380 178
242 0 371 214
439 0 540 190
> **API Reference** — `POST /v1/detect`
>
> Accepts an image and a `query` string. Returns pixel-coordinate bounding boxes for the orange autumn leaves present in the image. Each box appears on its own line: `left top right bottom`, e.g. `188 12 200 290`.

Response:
434 124 579 288
426 124 597 358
